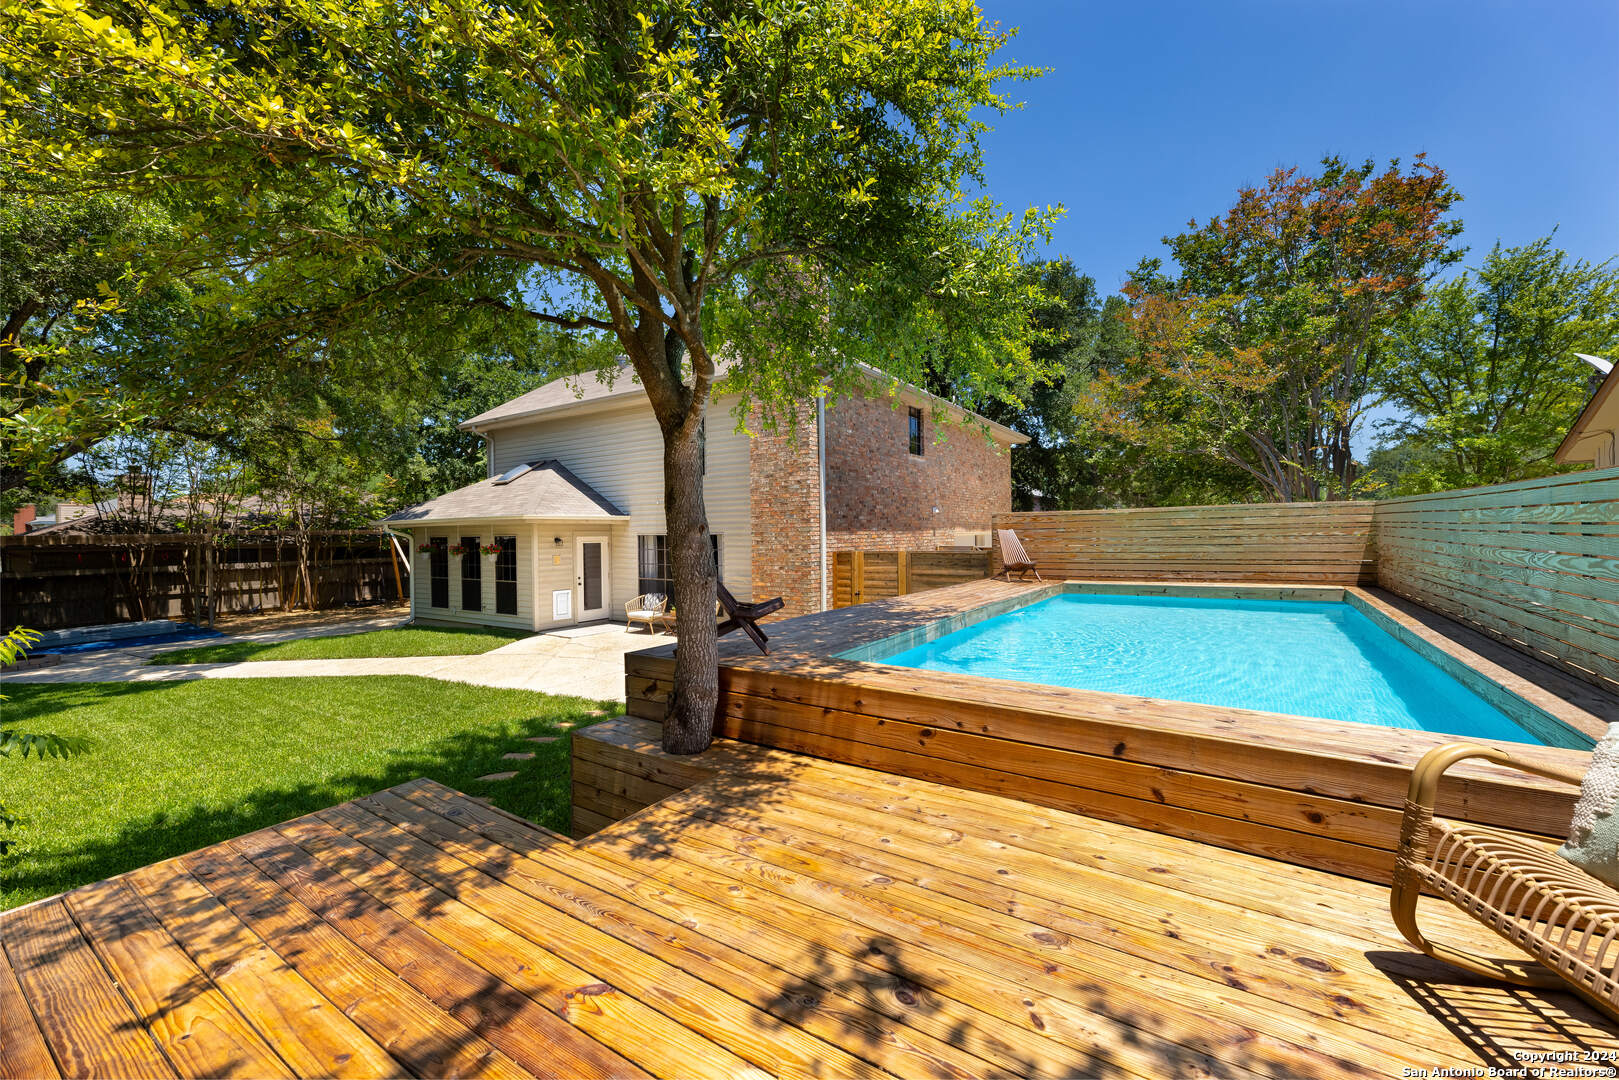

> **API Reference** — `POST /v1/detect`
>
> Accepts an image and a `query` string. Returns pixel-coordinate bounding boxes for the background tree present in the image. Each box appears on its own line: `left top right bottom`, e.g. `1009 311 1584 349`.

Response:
1079 157 1462 502
1370 236 1619 494
4 0 1058 752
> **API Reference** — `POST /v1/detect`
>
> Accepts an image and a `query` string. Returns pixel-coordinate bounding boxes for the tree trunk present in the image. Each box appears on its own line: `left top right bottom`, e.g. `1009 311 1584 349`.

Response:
661 415 718 755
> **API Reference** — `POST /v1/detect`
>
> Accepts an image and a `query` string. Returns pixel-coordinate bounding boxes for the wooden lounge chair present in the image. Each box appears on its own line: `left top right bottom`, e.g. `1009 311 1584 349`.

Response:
625 593 671 634
995 528 1043 581
716 582 784 654
1390 742 1618 1020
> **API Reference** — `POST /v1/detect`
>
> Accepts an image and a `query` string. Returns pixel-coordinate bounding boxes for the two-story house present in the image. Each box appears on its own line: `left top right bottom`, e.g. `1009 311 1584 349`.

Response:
380 362 1025 630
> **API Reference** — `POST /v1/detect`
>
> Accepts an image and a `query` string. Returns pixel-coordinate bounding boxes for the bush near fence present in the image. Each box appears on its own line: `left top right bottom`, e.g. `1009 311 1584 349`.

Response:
1 530 403 630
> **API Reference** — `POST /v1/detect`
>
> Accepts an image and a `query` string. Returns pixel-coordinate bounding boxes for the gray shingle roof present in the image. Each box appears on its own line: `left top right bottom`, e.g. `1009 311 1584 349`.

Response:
379 461 626 526
460 362 643 430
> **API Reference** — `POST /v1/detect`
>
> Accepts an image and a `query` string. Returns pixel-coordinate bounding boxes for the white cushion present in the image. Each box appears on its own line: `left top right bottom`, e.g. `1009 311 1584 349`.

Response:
1558 722 1619 889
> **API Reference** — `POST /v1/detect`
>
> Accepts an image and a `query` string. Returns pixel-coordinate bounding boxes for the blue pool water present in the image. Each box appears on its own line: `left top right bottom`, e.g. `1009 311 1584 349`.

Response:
880 593 1565 746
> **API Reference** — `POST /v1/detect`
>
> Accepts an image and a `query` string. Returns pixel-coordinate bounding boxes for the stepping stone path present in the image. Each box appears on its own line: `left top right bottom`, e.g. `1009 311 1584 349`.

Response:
476 771 518 781
502 751 535 761
525 736 559 744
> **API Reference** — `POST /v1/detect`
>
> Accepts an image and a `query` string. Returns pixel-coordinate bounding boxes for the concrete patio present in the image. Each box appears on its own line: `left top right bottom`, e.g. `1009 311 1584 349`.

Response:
0 615 669 701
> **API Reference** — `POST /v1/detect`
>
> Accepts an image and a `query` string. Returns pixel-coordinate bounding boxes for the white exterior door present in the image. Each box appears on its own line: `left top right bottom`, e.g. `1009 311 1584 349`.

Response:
575 536 609 621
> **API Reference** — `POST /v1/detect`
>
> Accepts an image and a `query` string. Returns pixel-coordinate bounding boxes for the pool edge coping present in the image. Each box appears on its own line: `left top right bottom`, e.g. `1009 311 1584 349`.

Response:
831 579 1601 751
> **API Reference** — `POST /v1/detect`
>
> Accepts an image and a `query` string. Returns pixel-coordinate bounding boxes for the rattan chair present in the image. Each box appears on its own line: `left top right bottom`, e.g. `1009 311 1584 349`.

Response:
1391 742 1617 1020
624 593 671 634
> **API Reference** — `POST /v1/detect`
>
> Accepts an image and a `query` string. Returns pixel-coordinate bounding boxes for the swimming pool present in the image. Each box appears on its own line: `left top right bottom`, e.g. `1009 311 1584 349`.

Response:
879 592 1581 747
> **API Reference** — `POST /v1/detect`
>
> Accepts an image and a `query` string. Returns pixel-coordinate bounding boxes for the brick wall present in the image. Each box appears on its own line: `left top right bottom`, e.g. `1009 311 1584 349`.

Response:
823 394 1012 552
747 402 824 616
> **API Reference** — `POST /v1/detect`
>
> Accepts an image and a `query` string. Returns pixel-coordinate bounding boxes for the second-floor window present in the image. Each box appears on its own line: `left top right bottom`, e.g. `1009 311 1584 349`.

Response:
908 406 924 456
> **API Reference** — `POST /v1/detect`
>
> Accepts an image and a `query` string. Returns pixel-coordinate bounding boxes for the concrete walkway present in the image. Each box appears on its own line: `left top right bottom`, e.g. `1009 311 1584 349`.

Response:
1 618 671 701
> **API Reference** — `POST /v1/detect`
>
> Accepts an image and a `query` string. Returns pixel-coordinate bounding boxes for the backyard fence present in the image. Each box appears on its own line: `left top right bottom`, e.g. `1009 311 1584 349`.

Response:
1 530 405 630
991 501 1378 585
1373 467 1619 697
831 548 992 608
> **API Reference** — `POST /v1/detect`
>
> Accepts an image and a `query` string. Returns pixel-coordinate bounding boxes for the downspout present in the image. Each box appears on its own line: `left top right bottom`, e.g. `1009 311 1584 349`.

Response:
483 432 496 478
817 396 828 612
382 526 415 624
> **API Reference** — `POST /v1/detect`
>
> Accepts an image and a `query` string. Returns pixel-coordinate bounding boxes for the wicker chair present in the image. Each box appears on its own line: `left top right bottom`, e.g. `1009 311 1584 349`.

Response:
624 593 671 634
1391 742 1617 1020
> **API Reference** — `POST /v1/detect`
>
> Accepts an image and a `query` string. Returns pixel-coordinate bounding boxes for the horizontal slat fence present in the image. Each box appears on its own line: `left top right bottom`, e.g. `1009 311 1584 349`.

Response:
831 549 991 608
992 502 1378 585
1374 467 1619 696
1 531 401 629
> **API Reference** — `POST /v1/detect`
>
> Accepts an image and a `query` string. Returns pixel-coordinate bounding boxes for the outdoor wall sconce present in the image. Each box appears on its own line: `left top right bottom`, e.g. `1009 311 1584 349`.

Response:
553 536 563 545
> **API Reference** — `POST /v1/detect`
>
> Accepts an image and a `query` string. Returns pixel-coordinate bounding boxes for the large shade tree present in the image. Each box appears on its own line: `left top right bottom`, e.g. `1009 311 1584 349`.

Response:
1372 236 1619 493
3 0 1056 751
1080 157 1461 502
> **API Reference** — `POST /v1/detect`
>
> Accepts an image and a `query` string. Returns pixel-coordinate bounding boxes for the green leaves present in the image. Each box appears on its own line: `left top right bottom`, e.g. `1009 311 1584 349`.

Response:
1082 156 1462 503
0 730 90 761
1371 236 1619 493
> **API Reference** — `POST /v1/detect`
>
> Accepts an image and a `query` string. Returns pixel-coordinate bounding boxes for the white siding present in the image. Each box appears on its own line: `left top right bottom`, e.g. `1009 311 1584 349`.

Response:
406 525 533 631
484 396 753 609
403 520 634 631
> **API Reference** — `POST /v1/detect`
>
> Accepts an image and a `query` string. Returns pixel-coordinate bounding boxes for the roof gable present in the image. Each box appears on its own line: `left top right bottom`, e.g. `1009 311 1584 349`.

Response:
380 460 626 526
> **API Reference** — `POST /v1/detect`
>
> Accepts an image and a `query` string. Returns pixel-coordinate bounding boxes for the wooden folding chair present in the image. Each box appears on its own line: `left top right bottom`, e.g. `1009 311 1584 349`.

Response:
716 582 784 654
995 529 1043 581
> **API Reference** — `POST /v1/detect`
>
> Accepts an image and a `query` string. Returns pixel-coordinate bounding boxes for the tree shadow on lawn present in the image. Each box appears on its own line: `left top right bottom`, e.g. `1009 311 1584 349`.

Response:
0 679 613 907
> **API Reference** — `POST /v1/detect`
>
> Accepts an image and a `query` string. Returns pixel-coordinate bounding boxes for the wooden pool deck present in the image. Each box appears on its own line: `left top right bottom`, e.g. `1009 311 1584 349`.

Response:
623 579 1613 884
5 729 1617 1079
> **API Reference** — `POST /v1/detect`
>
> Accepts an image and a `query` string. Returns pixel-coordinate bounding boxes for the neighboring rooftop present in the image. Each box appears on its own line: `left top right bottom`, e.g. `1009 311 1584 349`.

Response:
1557 353 1618 467
379 459 627 526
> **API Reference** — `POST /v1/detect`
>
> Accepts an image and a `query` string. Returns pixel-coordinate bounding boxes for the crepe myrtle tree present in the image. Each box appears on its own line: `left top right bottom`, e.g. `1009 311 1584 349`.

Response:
2 0 1058 752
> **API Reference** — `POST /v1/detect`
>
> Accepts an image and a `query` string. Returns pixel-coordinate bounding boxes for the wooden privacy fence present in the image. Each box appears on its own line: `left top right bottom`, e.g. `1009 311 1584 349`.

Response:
831 548 992 608
992 501 1378 585
1 531 403 630
1374 467 1619 697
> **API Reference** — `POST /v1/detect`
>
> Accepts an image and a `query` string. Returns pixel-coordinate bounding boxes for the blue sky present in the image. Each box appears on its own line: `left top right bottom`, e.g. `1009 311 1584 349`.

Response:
974 1 1619 293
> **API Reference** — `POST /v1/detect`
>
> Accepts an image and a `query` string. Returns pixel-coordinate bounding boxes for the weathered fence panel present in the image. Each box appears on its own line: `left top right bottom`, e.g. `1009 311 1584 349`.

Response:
1373 467 1619 696
1 531 402 629
992 502 1378 585
831 548 991 608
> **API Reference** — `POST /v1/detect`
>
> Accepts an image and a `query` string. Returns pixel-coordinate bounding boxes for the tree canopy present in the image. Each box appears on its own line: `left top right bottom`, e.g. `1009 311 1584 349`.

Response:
1078 157 1462 502
3 0 1058 750
1371 236 1619 494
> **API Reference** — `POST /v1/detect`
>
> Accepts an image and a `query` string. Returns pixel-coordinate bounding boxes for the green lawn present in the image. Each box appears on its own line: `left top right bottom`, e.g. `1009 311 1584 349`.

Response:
0 677 615 910
149 625 530 664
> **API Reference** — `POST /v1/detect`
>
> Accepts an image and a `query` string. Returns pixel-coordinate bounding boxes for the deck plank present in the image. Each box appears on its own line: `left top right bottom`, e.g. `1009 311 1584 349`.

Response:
181 843 527 1080
283 807 756 1080
228 826 644 1080
0 923 62 1080
335 787 893 1080
123 859 400 1080
400 779 1168 1080
1 899 178 1079
63 878 292 1079
364 787 1011 1080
